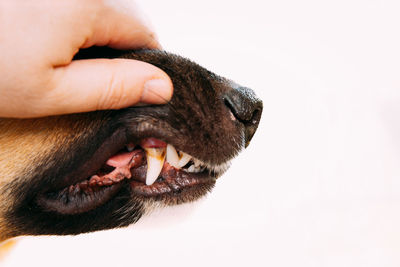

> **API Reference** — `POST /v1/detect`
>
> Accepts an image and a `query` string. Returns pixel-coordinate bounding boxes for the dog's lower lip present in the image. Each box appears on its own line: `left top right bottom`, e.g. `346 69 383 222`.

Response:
36 139 218 215
129 164 216 197
36 183 123 215
36 168 215 215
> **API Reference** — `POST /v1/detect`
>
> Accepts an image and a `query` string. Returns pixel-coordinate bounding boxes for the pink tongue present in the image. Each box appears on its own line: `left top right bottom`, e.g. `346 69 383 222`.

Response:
106 151 137 167
106 138 166 168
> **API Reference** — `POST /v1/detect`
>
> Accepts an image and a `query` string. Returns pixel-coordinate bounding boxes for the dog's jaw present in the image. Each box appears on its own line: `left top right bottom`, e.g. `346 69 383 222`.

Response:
0 49 262 241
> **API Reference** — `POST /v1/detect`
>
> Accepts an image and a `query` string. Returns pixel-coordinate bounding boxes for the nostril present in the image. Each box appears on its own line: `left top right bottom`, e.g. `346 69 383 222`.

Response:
224 98 241 121
223 91 262 125
223 87 263 147
223 97 250 123
249 107 262 125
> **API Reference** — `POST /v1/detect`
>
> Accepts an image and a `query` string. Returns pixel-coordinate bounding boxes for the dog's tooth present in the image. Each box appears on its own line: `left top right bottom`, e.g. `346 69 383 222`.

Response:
187 165 202 173
187 165 196 173
144 147 166 185
166 144 180 168
126 143 135 152
193 158 203 168
178 151 192 168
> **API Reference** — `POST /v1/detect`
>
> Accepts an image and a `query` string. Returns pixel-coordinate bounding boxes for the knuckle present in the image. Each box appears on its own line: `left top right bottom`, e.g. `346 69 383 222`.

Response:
97 70 125 110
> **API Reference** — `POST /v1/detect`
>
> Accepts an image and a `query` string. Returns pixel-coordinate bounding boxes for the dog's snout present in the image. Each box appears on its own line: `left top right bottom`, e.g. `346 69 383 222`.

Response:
223 87 263 147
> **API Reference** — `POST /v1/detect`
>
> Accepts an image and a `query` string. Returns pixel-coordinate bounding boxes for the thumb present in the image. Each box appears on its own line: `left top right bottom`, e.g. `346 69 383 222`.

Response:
47 58 173 115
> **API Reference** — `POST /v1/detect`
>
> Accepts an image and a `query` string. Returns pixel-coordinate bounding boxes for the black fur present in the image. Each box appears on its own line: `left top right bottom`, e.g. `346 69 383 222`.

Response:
3 49 262 238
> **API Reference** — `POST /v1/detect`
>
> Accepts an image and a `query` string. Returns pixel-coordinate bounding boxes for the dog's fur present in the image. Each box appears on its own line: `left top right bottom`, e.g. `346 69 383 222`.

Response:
0 49 262 242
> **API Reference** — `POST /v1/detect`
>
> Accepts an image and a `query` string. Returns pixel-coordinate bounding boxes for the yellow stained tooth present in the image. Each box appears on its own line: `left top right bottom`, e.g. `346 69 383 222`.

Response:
144 147 166 185
166 144 180 168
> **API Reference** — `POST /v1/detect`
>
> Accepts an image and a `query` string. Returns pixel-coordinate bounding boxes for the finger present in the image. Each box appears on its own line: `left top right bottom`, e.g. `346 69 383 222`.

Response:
44 58 173 116
82 1 161 50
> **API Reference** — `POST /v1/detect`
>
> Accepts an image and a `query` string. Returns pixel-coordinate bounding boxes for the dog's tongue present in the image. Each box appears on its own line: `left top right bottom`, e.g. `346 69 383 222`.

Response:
102 138 168 185
106 151 137 168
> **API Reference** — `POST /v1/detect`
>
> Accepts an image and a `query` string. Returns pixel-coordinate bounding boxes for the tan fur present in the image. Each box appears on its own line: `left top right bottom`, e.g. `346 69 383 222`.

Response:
0 118 63 240
0 115 102 241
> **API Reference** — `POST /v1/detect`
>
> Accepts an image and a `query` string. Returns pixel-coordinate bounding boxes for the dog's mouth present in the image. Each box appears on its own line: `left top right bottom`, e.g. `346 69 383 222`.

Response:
37 134 230 215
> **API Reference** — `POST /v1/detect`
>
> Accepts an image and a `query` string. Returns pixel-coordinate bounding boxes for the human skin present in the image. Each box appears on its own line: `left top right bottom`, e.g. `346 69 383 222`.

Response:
0 0 173 118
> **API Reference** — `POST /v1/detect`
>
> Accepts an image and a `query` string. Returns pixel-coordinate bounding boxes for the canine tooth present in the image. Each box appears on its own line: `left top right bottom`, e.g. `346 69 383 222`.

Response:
166 144 180 168
144 147 166 185
178 151 192 167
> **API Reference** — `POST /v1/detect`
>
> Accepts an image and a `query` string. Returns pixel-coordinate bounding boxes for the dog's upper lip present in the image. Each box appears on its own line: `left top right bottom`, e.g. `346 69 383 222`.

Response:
40 119 211 194
46 128 127 192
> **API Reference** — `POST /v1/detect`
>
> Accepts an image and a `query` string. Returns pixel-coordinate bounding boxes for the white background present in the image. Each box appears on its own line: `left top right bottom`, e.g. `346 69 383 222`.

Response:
3 0 400 266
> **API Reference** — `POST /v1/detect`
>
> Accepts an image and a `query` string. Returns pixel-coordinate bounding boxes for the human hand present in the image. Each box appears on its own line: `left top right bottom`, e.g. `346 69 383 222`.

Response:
0 0 173 118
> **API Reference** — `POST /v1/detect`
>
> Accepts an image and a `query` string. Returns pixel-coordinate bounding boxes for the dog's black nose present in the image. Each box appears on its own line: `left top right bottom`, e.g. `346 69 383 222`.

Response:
223 87 263 147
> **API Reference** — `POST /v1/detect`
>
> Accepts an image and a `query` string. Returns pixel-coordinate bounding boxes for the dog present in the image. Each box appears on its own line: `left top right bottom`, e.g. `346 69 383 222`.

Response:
0 48 262 242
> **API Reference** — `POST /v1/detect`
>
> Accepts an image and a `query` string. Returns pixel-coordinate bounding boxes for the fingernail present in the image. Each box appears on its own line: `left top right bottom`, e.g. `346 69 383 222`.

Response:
142 79 173 104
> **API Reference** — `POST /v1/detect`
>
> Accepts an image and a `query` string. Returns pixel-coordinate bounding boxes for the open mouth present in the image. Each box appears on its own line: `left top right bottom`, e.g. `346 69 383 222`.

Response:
37 137 230 215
